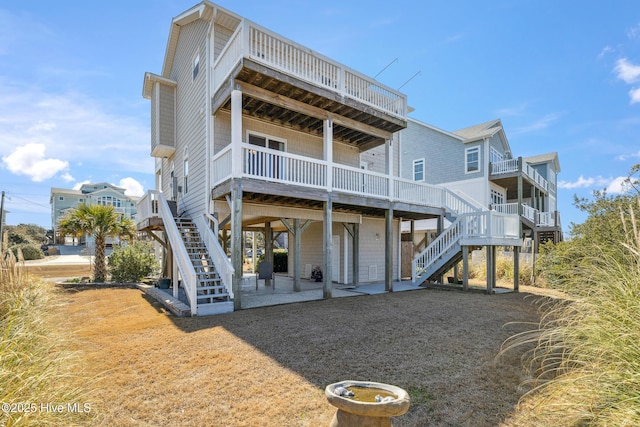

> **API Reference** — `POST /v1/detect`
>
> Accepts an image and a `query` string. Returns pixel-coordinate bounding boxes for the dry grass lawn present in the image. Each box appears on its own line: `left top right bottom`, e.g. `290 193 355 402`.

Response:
48 281 553 427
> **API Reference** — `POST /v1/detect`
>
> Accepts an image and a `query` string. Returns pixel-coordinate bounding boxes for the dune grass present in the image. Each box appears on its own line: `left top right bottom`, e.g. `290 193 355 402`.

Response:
500 208 640 426
0 251 93 426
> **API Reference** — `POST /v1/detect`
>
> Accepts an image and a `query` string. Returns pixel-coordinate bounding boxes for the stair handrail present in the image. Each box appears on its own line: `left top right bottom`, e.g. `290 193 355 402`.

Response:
198 213 235 299
412 216 463 283
154 191 197 315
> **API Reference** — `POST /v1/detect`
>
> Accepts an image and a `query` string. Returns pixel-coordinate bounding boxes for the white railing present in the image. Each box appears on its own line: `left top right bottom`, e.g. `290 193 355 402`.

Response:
146 191 197 316
492 203 557 227
241 144 327 188
411 210 520 283
212 145 233 185
213 143 486 216
537 211 555 227
213 20 406 118
522 204 537 223
412 217 463 282
492 202 519 215
490 158 519 175
491 158 549 192
196 213 235 299
334 164 389 198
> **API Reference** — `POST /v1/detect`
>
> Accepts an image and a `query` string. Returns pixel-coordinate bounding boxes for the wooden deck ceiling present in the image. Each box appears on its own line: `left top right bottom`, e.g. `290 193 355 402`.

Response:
213 58 407 151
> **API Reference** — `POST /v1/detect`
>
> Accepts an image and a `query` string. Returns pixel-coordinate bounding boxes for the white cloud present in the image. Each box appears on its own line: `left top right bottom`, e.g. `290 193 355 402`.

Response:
558 175 595 189
2 143 68 182
598 45 614 60
630 87 640 104
606 176 630 194
118 177 144 197
0 81 153 176
614 58 640 84
512 112 563 135
627 23 640 40
558 175 631 194
72 180 91 191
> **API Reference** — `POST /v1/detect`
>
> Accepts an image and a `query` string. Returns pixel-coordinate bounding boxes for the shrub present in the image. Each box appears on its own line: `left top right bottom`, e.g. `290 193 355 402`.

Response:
9 243 44 260
256 250 288 273
108 241 159 283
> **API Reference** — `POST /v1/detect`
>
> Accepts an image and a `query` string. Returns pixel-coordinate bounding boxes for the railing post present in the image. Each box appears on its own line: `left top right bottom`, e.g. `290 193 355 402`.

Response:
324 116 333 191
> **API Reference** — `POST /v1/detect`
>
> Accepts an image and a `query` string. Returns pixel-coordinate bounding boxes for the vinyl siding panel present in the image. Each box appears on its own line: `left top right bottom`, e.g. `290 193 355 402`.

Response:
293 217 398 284
170 19 209 218
158 83 175 148
400 120 477 185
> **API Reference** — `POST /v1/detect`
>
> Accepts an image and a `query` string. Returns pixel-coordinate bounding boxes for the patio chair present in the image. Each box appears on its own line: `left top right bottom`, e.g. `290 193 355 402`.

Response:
255 261 275 289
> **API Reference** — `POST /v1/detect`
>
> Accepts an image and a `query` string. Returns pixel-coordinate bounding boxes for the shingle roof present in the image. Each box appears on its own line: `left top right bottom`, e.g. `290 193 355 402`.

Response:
453 119 502 141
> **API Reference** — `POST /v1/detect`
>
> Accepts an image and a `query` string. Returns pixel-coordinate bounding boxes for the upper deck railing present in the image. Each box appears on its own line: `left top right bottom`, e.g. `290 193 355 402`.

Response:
213 20 407 119
490 158 550 192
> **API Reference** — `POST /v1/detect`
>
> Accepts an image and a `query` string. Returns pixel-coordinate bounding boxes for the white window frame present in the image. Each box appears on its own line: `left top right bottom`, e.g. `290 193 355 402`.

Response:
192 53 200 81
490 146 502 164
183 147 189 195
413 158 425 181
465 146 480 174
246 130 286 151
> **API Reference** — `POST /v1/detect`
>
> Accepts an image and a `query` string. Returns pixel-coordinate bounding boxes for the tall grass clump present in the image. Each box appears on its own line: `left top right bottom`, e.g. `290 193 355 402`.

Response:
501 202 640 426
1 250 93 426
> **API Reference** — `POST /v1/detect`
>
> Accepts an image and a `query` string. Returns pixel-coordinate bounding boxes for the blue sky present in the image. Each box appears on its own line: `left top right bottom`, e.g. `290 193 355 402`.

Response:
1 0 639 235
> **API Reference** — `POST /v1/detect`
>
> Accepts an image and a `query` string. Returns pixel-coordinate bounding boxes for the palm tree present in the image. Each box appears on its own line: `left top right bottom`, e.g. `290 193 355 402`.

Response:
58 203 136 282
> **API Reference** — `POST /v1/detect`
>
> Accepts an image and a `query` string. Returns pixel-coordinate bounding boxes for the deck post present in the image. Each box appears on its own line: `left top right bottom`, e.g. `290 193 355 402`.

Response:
323 196 333 299
437 214 444 285
513 245 520 292
486 246 495 294
462 246 469 291
385 205 393 292
231 181 243 310
265 221 273 286
353 222 360 287
293 219 302 292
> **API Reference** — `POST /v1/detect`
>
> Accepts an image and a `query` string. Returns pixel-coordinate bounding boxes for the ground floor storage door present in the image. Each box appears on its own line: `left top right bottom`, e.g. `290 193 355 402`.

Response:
401 241 414 279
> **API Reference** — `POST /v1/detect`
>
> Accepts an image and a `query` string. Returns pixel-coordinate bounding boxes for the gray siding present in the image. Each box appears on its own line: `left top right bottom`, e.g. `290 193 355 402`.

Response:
158 83 175 148
400 119 481 184
170 19 209 218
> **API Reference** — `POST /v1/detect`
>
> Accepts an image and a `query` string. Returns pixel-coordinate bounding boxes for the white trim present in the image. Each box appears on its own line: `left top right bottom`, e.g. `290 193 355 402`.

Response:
245 130 287 151
465 146 480 174
412 158 425 181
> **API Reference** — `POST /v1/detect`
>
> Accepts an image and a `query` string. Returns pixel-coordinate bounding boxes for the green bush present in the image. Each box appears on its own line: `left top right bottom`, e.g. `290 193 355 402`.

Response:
256 250 288 273
108 241 159 283
10 243 44 260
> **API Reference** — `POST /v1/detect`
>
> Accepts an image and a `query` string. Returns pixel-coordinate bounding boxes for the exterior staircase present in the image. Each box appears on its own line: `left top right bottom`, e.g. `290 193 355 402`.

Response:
174 217 233 315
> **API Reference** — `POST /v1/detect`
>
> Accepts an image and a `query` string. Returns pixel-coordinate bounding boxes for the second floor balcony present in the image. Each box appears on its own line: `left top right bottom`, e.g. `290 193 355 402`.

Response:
490 158 555 194
212 141 482 217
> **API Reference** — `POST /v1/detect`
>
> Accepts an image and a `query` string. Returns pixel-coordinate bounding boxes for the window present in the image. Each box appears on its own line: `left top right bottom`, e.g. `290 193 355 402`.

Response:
465 147 479 173
490 147 502 164
413 158 425 181
491 189 504 206
58 196 64 201
246 132 286 179
192 54 200 80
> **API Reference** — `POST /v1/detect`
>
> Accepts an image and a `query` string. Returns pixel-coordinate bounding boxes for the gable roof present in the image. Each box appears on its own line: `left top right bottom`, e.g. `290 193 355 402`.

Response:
525 152 561 173
453 119 502 141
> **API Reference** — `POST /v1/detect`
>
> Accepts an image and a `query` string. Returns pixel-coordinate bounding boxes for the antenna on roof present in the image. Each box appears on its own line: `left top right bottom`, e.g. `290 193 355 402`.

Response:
397 71 421 91
374 58 398 79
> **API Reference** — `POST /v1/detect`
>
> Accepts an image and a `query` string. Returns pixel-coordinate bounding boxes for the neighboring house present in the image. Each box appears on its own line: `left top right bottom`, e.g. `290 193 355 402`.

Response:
136 1 526 316
400 118 562 256
50 183 139 245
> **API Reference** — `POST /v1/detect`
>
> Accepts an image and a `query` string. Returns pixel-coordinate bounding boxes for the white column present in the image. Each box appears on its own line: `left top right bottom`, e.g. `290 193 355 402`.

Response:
231 90 243 177
385 138 393 199
324 116 333 191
